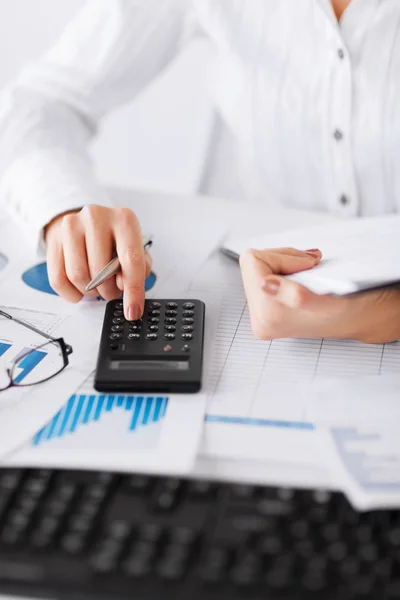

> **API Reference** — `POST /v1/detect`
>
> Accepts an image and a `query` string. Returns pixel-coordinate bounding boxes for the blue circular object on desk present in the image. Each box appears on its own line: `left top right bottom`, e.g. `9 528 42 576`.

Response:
22 262 157 297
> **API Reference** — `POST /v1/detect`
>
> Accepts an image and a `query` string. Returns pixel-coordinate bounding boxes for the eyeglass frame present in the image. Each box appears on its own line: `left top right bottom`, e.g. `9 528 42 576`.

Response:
0 309 73 393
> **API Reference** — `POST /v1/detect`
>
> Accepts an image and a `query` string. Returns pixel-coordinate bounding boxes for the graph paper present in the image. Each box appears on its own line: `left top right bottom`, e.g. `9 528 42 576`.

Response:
183 251 400 467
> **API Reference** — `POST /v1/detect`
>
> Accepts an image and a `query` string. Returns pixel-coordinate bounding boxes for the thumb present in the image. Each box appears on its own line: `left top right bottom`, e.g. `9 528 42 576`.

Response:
262 275 342 314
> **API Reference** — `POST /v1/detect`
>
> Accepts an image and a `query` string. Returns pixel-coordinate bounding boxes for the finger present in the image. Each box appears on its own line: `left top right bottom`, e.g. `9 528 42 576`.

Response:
239 249 321 297
83 207 121 301
262 275 345 314
113 208 146 320
61 214 98 298
247 247 322 276
263 247 322 260
46 237 83 303
115 252 152 293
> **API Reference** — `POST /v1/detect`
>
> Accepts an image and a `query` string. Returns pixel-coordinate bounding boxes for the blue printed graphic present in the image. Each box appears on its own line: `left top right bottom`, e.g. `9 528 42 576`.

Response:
22 263 156 297
0 253 8 272
0 344 47 384
32 394 168 446
0 343 11 358
13 348 46 384
205 415 315 430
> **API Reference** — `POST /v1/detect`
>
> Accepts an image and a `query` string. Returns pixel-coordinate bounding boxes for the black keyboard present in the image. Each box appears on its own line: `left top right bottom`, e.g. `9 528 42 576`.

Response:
0 468 399 599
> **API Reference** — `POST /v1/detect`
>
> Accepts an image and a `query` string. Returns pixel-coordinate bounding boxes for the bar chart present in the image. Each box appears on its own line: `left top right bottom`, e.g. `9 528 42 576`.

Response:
32 394 168 446
0 343 47 383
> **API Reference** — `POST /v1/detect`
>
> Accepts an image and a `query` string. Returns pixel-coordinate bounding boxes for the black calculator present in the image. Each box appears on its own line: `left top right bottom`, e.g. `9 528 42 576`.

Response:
94 299 205 393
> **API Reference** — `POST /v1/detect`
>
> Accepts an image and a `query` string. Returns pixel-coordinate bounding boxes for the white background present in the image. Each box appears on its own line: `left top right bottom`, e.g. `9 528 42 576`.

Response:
0 0 213 194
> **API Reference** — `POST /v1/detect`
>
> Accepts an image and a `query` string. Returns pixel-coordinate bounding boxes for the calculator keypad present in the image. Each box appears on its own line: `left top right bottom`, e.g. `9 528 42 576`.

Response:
106 300 200 353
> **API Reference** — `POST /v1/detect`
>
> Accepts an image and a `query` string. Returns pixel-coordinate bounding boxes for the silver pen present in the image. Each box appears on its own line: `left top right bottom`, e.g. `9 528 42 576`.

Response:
85 235 153 292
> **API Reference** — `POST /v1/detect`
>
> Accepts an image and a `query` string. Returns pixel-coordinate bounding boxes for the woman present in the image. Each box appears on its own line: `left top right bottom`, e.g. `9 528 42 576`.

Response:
1 0 399 343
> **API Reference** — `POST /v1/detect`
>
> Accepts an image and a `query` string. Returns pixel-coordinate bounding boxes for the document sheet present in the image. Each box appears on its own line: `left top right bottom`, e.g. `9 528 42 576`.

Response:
161 250 400 479
309 375 400 510
0 306 95 460
222 214 400 295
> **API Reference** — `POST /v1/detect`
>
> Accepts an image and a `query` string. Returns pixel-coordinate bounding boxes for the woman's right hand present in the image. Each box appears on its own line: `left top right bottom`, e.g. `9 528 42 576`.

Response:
44 205 152 321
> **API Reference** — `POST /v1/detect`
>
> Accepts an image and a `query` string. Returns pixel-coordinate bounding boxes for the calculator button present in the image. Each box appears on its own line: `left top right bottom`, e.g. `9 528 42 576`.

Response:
181 333 193 341
149 302 161 309
114 302 123 309
129 324 141 331
166 302 178 309
112 317 124 324
181 345 191 352
110 333 123 340
131 319 142 325
182 318 194 325
146 333 158 341
113 309 123 317
163 333 176 341
164 325 176 332
110 344 119 350
181 325 194 332
149 317 159 324
165 317 177 325
163 345 173 352
182 302 195 310
182 310 194 317
128 333 141 340
111 325 123 332
149 310 160 317
165 310 177 317
148 325 159 332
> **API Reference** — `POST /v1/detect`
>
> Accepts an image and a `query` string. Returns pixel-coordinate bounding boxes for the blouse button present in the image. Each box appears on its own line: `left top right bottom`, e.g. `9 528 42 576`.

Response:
339 194 350 206
338 48 345 60
334 129 344 141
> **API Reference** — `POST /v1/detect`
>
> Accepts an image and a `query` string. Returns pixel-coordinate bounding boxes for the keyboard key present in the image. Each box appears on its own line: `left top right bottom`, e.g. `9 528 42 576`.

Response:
60 533 86 554
139 523 163 544
123 557 151 578
125 475 152 494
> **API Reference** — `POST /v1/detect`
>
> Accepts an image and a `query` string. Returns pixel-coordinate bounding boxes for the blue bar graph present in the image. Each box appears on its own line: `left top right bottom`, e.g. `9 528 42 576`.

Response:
0 343 47 384
32 394 169 446
13 348 47 384
0 343 11 358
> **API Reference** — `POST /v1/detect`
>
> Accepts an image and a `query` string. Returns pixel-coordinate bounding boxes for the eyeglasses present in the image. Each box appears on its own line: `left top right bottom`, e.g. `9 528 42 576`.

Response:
0 309 73 393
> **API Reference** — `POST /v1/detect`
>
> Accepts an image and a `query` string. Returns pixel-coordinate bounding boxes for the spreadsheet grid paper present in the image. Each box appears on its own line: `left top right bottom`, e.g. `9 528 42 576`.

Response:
188 252 400 429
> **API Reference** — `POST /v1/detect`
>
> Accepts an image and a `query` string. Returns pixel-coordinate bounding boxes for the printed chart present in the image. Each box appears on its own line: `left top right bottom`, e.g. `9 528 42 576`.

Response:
0 343 47 384
21 263 157 296
33 393 168 450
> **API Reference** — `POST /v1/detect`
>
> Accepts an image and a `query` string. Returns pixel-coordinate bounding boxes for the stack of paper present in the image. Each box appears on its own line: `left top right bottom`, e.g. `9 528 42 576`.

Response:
222 214 400 295
308 375 400 510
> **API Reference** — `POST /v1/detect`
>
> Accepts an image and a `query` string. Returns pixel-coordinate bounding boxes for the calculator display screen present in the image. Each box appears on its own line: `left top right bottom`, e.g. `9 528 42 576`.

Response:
110 359 189 371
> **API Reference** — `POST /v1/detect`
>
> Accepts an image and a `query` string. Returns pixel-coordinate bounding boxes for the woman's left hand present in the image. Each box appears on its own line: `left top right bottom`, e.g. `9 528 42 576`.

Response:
239 247 400 344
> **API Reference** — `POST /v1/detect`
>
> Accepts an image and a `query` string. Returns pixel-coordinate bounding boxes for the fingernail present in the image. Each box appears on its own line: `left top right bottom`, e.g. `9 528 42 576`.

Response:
262 278 281 296
127 304 141 321
305 249 321 258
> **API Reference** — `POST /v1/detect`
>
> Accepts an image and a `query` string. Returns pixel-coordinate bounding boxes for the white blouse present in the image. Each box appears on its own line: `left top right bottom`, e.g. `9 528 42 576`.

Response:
0 0 399 248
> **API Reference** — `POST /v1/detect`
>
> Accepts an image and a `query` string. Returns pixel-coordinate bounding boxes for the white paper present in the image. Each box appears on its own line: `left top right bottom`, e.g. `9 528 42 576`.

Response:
223 213 400 295
0 305 96 460
308 375 400 510
170 250 400 478
7 378 208 475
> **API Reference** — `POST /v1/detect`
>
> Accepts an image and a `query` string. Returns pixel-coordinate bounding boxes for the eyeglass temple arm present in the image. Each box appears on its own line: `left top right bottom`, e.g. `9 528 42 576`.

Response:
0 310 72 354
